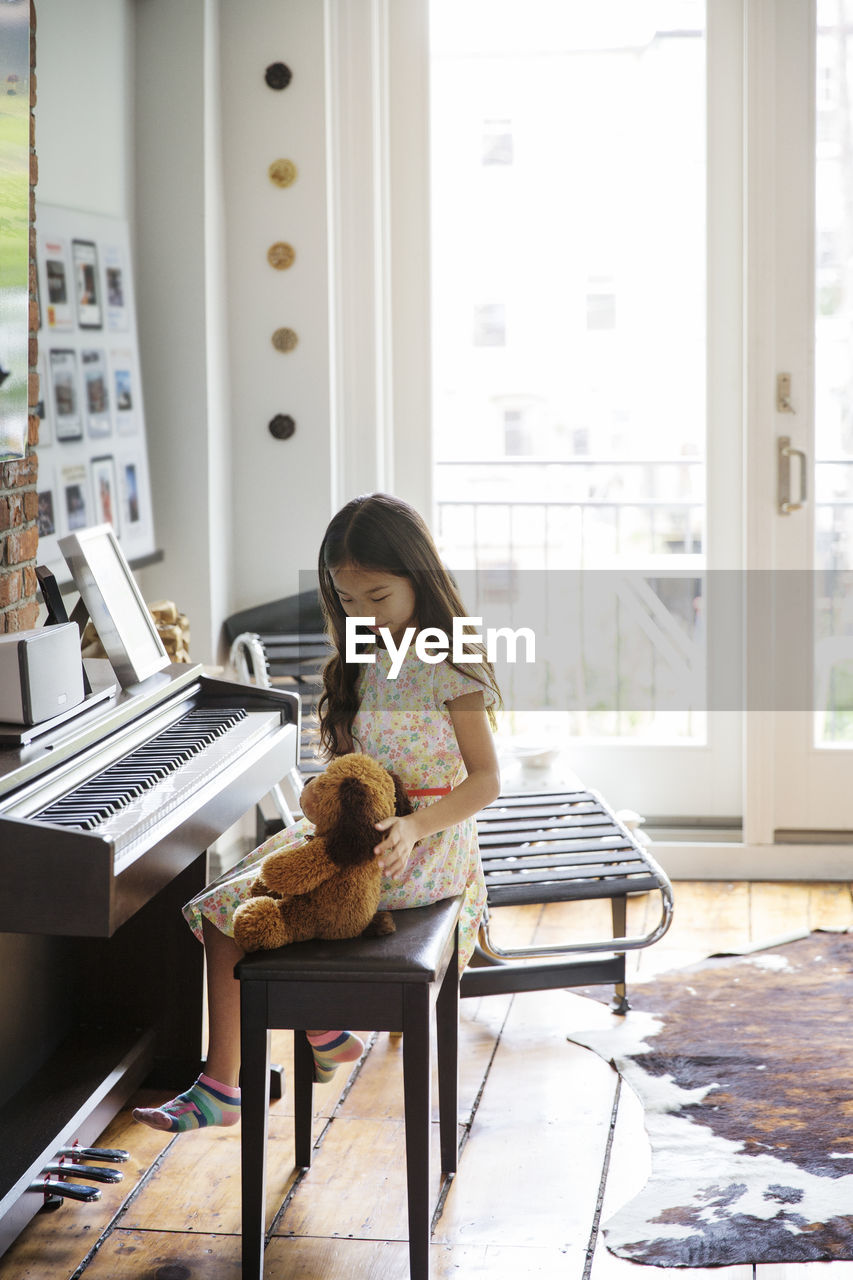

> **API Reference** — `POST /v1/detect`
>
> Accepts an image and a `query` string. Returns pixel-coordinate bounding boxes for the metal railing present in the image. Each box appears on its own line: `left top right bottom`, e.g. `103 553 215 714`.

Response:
435 457 853 740
435 457 704 570
435 459 705 737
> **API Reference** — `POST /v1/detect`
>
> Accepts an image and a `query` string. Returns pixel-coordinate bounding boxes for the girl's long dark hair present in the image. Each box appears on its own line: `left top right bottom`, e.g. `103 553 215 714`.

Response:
317 493 501 758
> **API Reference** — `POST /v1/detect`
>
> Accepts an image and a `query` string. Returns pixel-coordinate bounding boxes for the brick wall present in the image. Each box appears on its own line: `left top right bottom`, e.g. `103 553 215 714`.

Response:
0 2 39 634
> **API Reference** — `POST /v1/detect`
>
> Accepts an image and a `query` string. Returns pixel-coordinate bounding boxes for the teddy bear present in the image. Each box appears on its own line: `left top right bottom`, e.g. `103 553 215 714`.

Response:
232 753 412 952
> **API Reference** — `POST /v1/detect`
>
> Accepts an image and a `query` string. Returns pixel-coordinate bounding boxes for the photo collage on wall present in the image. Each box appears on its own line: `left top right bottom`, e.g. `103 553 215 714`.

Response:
35 204 156 582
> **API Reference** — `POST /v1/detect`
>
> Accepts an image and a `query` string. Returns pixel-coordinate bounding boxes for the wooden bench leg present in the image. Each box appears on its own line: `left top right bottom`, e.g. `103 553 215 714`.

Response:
293 1030 315 1168
240 984 270 1280
436 932 459 1174
403 985 432 1280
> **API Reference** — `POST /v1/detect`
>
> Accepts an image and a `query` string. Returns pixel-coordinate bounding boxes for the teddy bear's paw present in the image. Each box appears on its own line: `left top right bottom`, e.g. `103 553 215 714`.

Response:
249 878 287 902
362 910 396 938
234 897 291 951
249 875 274 898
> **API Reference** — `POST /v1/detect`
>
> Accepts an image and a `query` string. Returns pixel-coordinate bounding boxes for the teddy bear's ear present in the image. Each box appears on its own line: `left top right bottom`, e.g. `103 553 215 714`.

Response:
324 776 379 866
389 771 413 816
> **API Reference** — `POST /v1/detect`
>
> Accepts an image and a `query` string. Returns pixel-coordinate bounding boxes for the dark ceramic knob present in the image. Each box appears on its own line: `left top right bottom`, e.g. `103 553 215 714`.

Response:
269 414 296 440
265 63 292 90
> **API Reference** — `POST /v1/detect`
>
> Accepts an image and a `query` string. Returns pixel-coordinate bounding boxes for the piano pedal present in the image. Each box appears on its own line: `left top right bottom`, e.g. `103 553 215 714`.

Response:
56 1145 130 1163
30 1142 130 1212
41 1162 123 1184
31 1177 102 1208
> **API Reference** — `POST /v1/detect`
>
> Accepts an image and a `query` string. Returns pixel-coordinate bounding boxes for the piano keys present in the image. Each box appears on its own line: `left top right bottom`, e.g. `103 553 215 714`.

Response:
0 662 300 936
0 660 299 1256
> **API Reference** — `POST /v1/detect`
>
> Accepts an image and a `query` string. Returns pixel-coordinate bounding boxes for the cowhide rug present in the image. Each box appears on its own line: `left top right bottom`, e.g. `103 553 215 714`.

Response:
569 930 853 1267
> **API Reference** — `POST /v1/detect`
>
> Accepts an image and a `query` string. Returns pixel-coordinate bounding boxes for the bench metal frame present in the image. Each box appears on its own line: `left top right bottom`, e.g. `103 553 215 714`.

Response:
462 788 673 1008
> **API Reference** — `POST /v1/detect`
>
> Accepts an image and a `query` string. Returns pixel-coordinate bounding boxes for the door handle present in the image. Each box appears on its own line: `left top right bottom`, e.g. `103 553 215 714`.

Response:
777 436 807 514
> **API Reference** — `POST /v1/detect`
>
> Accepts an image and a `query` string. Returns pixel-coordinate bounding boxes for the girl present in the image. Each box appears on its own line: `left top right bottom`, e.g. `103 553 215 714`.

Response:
134 493 501 1132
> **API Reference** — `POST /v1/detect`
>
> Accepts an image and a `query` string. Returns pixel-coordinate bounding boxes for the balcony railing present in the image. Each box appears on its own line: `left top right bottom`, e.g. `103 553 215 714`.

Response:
434 457 705 739
435 457 705 570
435 457 853 741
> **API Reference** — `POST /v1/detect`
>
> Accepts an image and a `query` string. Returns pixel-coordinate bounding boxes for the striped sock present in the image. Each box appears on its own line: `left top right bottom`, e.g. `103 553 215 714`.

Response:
306 1030 364 1084
132 1073 241 1132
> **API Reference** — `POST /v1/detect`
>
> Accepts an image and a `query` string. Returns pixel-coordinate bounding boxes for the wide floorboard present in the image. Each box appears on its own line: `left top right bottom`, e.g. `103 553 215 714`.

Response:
1 881 851 1280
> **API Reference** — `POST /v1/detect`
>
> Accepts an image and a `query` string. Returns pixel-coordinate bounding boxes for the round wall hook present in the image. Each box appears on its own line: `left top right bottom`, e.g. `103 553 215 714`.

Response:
271 327 298 353
269 414 296 440
267 242 295 270
265 63 293 90
268 159 298 188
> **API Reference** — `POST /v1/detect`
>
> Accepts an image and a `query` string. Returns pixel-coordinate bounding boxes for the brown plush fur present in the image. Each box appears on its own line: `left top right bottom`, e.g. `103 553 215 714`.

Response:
232 754 412 952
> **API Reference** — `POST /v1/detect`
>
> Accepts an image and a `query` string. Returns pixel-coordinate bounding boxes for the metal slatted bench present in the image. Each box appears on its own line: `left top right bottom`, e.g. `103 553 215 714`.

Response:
461 788 673 1009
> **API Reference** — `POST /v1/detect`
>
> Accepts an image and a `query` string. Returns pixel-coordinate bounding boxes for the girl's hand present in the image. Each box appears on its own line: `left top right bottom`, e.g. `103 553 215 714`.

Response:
373 813 419 879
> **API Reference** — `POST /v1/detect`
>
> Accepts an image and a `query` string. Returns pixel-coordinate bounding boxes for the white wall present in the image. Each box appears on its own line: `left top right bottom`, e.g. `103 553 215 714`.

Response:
132 0 227 663
35 0 232 659
33 0 405 662
218 0 334 615
34 0 134 219
137 0 342 640
33 0 332 660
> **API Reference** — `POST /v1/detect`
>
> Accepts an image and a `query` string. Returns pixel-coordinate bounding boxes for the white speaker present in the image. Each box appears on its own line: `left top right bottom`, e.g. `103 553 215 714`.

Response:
0 623 85 725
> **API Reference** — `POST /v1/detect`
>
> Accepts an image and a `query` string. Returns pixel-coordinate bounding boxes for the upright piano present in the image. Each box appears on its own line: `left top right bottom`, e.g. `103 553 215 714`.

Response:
0 660 299 1255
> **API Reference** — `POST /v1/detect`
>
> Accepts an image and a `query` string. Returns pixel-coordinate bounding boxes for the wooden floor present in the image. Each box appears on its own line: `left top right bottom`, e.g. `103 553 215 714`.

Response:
3 881 853 1280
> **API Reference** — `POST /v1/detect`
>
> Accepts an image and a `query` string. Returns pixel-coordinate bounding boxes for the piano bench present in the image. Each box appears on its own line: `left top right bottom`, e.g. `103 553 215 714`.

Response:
236 896 462 1280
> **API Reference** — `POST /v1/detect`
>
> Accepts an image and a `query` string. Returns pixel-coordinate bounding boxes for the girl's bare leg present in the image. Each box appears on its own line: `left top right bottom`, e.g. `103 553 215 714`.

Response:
201 915 244 1086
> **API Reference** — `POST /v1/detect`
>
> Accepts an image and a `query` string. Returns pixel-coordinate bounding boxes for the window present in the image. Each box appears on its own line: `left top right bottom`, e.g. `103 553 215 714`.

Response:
503 409 532 456
472 303 506 347
432 1 707 742
482 117 514 165
585 286 617 331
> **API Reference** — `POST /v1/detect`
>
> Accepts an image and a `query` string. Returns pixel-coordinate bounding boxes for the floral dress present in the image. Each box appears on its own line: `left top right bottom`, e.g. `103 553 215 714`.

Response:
182 647 495 969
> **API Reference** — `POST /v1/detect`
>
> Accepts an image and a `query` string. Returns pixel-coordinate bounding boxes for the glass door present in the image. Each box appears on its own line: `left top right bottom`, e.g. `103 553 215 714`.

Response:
769 0 853 835
428 0 743 822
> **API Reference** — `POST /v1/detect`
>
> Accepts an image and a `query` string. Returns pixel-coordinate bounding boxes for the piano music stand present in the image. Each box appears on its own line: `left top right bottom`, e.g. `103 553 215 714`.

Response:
57 525 169 688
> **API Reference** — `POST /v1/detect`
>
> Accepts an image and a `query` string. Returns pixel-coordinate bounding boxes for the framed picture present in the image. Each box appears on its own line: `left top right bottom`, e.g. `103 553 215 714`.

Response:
37 206 157 580
41 237 73 331
0 0 30 461
49 348 83 440
103 243 130 332
37 464 57 538
61 462 90 532
72 238 102 329
111 349 136 434
91 454 120 535
58 524 169 687
81 348 111 438
122 458 141 526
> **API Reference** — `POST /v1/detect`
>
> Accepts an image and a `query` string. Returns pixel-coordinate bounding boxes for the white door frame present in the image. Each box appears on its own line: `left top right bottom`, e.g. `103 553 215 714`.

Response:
338 0 852 876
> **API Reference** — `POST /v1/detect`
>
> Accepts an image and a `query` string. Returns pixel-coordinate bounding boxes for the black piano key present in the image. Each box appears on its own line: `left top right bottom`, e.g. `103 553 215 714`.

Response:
34 707 248 831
